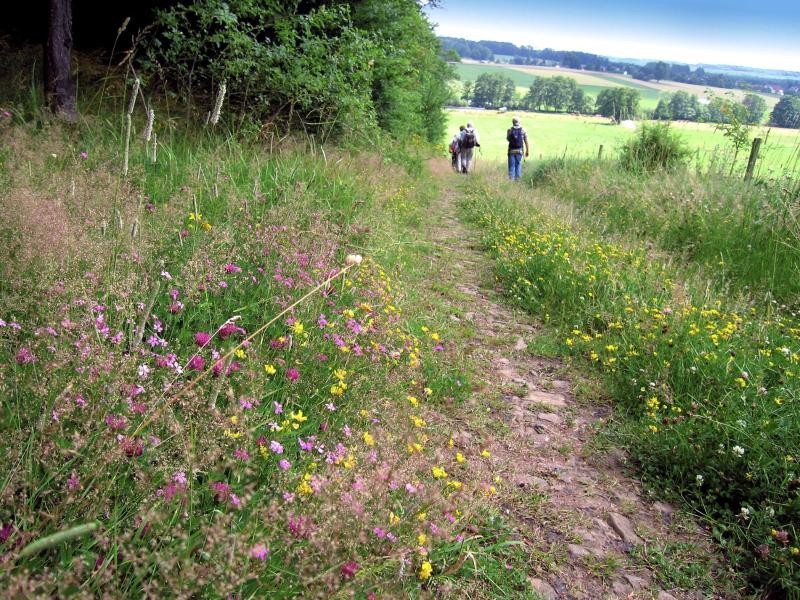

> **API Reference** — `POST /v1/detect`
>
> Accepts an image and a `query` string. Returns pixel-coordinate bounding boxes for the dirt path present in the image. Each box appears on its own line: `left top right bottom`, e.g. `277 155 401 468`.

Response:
424 163 725 600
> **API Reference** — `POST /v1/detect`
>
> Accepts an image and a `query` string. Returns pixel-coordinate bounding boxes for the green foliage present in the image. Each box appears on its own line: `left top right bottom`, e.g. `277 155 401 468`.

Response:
595 87 640 121
471 72 515 108
619 122 690 172
770 96 800 129
742 93 768 125
140 0 451 142
653 98 671 120
523 75 589 113
712 96 752 174
668 90 704 121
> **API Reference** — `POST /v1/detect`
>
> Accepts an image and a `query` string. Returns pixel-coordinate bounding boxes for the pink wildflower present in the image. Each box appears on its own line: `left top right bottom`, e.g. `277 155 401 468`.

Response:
234 448 250 461
373 527 386 539
219 322 245 339
340 560 359 579
210 481 230 502
278 459 291 471
224 263 242 273
105 414 127 430
67 474 80 490
188 355 205 371
15 347 35 364
269 440 284 454
79 151 88 160
286 367 300 382
250 543 269 560
194 331 211 347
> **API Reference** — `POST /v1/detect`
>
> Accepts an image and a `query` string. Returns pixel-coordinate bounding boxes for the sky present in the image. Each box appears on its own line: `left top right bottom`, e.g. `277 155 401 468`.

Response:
424 0 800 72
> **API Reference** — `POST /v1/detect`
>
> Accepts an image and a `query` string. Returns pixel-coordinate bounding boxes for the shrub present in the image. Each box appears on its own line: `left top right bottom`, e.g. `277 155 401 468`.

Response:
620 122 690 172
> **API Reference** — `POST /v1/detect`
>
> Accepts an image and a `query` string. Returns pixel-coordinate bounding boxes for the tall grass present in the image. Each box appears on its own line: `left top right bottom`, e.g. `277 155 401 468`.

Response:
526 158 800 303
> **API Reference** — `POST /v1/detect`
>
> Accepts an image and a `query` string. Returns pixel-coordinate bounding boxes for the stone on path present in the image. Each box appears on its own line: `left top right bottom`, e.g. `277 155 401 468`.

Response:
567 544 591 558
623 573 649 590
537 412 562 425
611 579 633 596
526 390 567 408
657 592 678 600
529 578 558 600
514 336 527 351
607 512 642 544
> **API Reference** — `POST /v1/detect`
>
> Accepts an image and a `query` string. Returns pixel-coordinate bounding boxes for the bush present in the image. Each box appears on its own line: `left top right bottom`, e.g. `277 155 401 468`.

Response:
620 122 690 172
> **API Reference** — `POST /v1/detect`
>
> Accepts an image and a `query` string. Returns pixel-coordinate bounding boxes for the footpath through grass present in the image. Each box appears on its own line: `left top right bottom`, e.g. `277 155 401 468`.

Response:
459 171 800 596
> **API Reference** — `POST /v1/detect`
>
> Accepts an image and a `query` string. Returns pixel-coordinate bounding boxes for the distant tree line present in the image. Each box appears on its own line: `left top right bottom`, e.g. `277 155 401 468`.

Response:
454 72 800 129
439 36 800 96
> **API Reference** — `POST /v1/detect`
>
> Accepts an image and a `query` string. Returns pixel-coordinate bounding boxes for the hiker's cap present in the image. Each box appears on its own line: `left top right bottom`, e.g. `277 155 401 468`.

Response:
512 117 520 125
466 122 473 128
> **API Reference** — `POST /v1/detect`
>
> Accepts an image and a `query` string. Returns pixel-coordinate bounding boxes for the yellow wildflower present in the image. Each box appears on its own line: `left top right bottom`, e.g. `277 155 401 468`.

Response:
264 364 277 375
455 452 465 463
419 561 433 580
363 432 375 446
480 449 491 458
432 466 448 479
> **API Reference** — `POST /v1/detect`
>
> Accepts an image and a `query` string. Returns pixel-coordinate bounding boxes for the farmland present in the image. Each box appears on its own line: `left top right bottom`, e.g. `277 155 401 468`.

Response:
454 60 780 112
445 108 800 175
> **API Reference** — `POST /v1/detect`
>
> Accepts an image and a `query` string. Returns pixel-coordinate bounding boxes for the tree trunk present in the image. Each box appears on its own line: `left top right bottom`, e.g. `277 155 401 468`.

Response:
45 0 77 120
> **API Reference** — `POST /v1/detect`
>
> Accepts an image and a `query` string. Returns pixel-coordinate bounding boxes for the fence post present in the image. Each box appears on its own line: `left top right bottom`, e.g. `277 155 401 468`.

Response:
597 144 604 160
744 137 762 182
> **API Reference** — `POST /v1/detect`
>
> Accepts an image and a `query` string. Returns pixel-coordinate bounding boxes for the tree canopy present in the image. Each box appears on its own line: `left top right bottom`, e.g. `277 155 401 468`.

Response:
596 88 640 121
769 96 800 129
138 0 451 142
470 72 515 108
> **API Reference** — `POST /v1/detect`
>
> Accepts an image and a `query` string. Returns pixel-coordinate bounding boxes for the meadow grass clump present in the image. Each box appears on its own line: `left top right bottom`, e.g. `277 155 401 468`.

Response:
524 158 800 303
0 100 505 597
619 122 691 172
461 180 800 595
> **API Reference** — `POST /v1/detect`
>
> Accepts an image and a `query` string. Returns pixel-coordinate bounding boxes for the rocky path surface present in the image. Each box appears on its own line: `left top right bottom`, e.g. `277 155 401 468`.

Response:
424 165 727 599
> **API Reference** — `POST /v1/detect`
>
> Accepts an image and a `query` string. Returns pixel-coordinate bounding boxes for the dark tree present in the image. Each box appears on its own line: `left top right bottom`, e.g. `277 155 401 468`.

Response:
741 93 767 125
45 0 76 120
770 96 800 128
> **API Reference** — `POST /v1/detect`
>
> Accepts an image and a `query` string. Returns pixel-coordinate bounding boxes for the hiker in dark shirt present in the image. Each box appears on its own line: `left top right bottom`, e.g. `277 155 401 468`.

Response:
459 122 480 174
506 117 530 181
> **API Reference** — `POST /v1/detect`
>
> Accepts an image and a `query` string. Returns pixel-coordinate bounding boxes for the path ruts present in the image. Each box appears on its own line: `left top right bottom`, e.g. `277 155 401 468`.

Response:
423 161 726 600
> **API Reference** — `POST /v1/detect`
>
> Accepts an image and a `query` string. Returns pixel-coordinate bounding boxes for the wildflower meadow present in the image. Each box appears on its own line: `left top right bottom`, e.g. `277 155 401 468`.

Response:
462 175 800 594
0 92 503 597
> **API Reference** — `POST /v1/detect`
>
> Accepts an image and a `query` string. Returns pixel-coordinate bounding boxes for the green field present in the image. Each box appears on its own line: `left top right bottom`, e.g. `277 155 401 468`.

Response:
453 62 778 113
446 109 800 174
454 62 665 109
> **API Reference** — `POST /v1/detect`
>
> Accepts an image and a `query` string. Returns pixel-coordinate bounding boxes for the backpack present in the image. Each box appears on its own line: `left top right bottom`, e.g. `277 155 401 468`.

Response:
508 127 524 150
462 130 476 149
